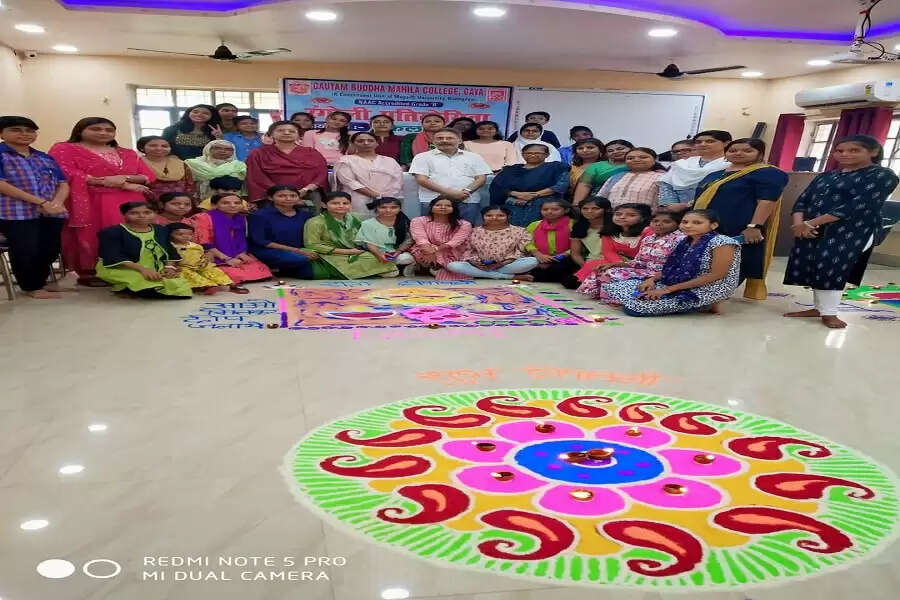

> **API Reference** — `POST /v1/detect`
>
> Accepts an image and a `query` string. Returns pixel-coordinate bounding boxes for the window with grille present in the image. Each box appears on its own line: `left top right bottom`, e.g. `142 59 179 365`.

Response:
882 116 900 177
804 120 838 172
132 87 281 139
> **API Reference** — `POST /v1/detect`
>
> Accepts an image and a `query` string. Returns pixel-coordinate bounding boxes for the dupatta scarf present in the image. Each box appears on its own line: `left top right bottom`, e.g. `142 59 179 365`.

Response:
184 140 246 182
659 232 717 302
207 209 248 261
660 156 730 190
533 217 572 255
323 212 364 262
694 163 781 300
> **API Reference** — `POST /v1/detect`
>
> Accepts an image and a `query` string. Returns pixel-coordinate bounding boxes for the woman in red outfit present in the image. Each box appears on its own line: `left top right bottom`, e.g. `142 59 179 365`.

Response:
50 118 156 286
244 121 328 207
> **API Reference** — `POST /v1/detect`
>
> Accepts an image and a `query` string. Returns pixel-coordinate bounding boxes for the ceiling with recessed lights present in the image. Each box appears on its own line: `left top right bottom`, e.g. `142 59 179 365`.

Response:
1 0 898 78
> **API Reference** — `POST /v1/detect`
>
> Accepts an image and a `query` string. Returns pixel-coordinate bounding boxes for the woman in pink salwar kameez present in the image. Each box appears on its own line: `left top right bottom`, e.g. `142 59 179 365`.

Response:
409 197 473 280
50 118 156 285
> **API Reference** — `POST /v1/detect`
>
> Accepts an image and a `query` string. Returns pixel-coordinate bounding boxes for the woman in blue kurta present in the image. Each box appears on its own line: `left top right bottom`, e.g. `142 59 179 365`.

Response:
694 138 787 300
247 185 317 279
784 135 899 329
489 144 569 226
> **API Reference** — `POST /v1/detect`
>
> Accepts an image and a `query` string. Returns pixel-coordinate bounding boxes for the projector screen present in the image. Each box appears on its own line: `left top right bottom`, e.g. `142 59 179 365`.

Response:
509 87 706 153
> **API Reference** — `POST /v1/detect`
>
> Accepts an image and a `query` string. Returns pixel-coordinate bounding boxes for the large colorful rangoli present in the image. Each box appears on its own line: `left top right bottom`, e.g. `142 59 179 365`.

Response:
278 286 595 329
284 389 900 591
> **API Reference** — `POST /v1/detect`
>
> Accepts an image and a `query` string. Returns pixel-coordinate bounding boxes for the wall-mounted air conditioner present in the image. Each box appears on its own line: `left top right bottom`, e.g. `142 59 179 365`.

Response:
795 81 900 109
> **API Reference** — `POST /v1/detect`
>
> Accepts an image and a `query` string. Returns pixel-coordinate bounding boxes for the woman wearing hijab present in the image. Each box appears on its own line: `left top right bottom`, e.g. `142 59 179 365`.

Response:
161 104 223 160
659 130 732 211
399 113 446 167
185 140 247 200
137 135 195 203
513 123 561 163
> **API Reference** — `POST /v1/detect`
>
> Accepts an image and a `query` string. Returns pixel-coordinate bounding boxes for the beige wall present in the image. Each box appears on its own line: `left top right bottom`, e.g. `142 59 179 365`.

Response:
18 54 769 150
0 45 27 117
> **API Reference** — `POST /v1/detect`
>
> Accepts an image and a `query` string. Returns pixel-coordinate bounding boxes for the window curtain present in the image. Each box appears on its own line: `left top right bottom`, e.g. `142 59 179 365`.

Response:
824 106 895 171
768 113 806 171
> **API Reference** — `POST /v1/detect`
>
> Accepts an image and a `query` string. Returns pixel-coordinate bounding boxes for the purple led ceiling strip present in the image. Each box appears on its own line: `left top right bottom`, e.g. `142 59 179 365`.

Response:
57 0 900 40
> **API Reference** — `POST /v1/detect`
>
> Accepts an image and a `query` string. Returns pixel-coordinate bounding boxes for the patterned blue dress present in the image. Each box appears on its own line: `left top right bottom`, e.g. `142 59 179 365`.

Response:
603 235 741 316
784 165 898 291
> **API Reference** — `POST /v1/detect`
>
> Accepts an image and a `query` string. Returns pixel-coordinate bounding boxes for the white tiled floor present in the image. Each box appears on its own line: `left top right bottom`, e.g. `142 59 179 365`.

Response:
1 259 898 600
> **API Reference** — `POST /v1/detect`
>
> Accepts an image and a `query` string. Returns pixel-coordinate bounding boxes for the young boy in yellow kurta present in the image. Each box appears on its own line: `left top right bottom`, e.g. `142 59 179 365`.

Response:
167 223 233 294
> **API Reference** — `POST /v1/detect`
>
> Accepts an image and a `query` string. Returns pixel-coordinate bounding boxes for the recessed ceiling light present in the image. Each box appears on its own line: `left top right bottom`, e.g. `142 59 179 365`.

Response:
88 423 108 432
380 589 410 600
808 59 832 66
741 71 764 78
472 6 507 18
14 23 45 34
59 464 85 475
305 9 337 22
52 44 78 53
648 28 678 38
20 519 49 530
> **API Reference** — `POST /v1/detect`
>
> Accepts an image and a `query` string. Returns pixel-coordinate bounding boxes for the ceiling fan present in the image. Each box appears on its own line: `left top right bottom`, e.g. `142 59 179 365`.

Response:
127 42 291 61
653 63 746 78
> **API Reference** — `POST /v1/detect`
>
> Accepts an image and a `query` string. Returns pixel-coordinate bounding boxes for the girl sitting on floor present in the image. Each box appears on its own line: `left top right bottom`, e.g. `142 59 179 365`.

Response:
578 209 686 301
191 193 272 292
303 192 400 279
409 197 473 280
95 201 192 298
447 205 538 280
155 192 194 226
167 222 234 294
524 198 574 283
354 197 415 276
568 202 652 287
602 209 740 316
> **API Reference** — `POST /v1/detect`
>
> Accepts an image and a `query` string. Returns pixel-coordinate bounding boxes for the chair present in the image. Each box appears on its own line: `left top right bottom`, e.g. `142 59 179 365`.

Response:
0 234 14 300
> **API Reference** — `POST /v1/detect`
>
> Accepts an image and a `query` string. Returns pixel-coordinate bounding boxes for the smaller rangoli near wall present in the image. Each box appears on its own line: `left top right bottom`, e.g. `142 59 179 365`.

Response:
284 389 900 591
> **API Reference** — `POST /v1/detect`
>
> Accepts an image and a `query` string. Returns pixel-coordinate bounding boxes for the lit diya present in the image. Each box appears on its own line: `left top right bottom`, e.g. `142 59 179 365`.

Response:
590 315 606 323
475 442 496 452
663 483 687 495
266 323 280 329
278 280 286 285
563 451 587 464
535 423 556 433
693 454 716 465
625 427 642 437
427 323 442 329
511 279 521 285
587 447 614 460
570 489 594 502
490 471 514 481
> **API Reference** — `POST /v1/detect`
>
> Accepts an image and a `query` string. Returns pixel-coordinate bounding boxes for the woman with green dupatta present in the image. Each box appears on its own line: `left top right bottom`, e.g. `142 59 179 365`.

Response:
694 138 787 300
303 191 399 279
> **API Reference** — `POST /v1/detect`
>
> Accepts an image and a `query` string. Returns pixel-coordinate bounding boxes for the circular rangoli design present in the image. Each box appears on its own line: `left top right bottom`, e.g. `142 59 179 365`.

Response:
283 389 900 590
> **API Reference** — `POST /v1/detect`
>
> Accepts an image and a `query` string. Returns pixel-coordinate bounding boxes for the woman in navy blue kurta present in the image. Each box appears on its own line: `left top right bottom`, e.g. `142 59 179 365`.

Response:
784 135 899 328
247 185 317 278
695 138 788 299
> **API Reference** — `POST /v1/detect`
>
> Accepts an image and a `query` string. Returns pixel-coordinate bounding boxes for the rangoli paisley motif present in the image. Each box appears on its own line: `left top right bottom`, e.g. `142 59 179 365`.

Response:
283 389 900 590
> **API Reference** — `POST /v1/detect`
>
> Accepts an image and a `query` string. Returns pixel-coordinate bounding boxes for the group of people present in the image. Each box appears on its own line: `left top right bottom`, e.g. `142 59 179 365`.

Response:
1 104 896 328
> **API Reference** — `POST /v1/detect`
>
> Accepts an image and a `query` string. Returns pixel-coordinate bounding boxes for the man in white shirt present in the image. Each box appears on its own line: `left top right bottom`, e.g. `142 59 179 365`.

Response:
408 128 492 224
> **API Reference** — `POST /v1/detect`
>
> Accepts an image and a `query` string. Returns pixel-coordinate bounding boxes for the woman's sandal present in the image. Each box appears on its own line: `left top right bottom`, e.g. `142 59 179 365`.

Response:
230 285 250 294
77 277 110 288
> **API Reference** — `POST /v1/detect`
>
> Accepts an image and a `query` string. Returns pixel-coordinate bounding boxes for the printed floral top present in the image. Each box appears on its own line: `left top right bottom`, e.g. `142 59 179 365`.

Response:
462 225 532 263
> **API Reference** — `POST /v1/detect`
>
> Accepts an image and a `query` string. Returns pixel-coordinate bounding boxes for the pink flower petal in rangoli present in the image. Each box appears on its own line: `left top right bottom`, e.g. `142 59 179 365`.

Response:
537 484 627 517
495 420 585 443
594 425 673 449
621 477 725 509
441 439 518 463
454 465 548 494
658 449 744 477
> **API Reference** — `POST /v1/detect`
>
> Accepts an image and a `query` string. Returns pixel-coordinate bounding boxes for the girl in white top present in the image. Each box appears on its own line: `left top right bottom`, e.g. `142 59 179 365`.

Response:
334 132 404 217
513 123 561 163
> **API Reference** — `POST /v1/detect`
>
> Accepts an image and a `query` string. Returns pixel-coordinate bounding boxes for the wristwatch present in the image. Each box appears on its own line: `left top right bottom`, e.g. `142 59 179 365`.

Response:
745 224 761 229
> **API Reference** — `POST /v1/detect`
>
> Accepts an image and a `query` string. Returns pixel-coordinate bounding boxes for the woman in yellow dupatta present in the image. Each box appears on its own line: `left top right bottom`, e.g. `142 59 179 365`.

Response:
567 138 605 198
694 138 787 300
